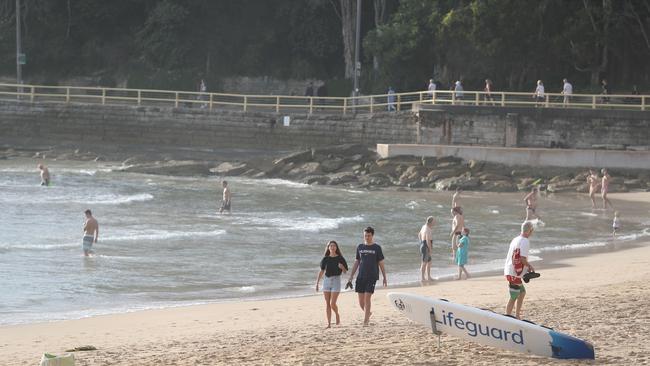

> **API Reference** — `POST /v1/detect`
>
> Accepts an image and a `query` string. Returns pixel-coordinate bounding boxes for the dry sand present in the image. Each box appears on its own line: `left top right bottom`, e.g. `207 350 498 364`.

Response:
2 194 650 365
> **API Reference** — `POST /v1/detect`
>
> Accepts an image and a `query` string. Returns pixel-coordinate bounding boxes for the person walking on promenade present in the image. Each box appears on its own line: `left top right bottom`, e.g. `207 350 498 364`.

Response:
505 221 535 319
456 227 470 280
387 86 396 111
316 240 348 328
347 226 387 326
37 163 50 186
587 169 600 209
82 209 99 257
601 168 614 209
562 78 573 107
484 79 495 105
427 78 436 103
454 80 464 103
418 216 435 281
533 80 545 107
198 79 208 108
601 79 610 104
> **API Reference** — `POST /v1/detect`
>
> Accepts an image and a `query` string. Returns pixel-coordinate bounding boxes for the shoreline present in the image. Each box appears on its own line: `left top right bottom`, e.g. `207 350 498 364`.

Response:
1 239 649 365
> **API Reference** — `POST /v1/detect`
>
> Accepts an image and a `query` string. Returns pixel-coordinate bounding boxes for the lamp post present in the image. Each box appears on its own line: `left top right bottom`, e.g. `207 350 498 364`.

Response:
16 0 22 86
352 0 361 99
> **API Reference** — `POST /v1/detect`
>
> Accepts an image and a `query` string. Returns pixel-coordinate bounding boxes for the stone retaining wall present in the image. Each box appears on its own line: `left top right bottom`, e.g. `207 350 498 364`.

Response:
0 101 417 150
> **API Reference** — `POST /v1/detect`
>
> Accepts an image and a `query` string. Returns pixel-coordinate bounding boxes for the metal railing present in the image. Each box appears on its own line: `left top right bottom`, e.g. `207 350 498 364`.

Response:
0 82 647 114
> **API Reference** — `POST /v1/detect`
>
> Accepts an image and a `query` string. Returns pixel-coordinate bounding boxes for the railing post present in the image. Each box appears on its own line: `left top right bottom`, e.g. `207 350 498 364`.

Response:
452 92 456 105
370 96 374 113
419 92 423 102
66 87 70 103
209 93 213 111
138 90 142 106
174 92 178 108
475 92 479 106
244 96 248 112
30 86 34 102
309 97 313 114
545 95 549 108
397 94 401 111
276 96 280 113
501 92 505 107
641 95 645 111
343 98 347 115
102 89 106 105
592 95 596 109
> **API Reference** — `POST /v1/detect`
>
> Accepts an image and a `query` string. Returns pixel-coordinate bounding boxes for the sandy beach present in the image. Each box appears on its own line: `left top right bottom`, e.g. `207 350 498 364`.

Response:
2 194 650 365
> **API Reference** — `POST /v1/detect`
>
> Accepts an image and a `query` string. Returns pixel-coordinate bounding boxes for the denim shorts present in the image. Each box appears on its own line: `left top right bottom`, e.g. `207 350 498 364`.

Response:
322 275 341 292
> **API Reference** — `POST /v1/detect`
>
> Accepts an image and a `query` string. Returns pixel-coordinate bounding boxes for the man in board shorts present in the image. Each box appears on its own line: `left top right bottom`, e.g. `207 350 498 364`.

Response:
418 216 435 281
504 221 535 319
83 209 99 256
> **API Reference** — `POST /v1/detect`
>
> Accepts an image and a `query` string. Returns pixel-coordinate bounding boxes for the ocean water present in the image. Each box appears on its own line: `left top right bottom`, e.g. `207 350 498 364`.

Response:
1 158 649 325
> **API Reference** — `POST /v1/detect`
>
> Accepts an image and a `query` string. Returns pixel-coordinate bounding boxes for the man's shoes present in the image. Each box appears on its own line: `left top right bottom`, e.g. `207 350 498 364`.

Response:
523 271 541 283
345 280 353 290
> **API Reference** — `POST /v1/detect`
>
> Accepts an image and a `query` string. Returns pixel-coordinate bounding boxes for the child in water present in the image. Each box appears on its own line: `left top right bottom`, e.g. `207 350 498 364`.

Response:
456 227 471 280
612 211 620 237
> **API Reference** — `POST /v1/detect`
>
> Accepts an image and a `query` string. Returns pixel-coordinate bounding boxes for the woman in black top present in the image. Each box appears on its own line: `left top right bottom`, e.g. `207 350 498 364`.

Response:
316 240 348 328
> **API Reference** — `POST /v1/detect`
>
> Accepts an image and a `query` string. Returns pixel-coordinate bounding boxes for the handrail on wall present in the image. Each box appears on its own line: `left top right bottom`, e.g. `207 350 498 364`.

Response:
0 82 646 113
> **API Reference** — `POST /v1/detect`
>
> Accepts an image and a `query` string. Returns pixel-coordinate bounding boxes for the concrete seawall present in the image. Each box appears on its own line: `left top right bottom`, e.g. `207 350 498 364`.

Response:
377 144 650 169
2 100 650 156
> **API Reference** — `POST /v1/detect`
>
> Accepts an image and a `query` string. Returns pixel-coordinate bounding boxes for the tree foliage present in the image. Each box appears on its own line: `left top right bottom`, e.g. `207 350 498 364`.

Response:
0 0 649 93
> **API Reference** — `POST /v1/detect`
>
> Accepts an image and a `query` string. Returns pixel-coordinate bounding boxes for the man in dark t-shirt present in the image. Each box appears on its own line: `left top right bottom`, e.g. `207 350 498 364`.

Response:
348 226 387 326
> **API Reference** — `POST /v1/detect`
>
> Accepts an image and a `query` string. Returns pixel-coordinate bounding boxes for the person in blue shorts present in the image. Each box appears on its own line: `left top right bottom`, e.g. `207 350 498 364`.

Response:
456 227 470 280
316 240 348 328
347 227 387 326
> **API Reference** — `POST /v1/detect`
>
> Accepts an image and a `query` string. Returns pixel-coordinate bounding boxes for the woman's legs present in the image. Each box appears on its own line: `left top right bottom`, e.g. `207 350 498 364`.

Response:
330 292 341 324
323 291 332 328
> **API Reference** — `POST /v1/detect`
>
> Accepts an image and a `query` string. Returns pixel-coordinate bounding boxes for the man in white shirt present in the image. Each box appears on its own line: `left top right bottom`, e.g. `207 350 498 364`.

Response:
504 221 535 319
562 78 573 107
533 80 545 107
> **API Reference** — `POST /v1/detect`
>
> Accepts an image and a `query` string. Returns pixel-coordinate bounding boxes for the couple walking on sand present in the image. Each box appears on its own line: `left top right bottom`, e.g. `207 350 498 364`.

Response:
315 227 387 328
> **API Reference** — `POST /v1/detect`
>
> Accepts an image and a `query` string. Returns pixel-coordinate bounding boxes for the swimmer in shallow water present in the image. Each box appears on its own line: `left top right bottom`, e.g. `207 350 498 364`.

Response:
37 163 50 186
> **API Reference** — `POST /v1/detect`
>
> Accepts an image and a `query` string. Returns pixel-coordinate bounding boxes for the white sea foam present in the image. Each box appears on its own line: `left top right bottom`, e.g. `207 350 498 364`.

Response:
237 286 256 293
491 210 500 214
405 201 419 209
103 229 226 242
74 193 154 205
259 179 309 188
257 215 364 232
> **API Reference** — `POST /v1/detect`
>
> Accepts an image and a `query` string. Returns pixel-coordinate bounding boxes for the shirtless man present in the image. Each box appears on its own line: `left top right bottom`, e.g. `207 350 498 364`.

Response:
37 164 50 186
601 169 614 209
219 181 232 214
418 216 435 281
523 187 540 221
450 206 464 262
587 169 601 209
83 209 99 256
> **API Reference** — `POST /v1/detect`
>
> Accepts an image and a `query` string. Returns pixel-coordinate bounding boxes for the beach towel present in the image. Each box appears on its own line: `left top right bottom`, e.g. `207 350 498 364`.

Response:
40 353 75 366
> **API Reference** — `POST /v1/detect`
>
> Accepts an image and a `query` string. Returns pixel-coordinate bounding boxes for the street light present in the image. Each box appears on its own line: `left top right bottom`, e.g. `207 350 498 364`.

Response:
352 0 361 99
16 0 22 85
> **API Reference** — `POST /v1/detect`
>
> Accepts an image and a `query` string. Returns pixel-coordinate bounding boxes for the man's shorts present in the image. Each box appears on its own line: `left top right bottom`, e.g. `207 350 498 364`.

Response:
508 281 526 301
322 275 341 293
355 277 377 294
82 235 94 252
420 240 431 262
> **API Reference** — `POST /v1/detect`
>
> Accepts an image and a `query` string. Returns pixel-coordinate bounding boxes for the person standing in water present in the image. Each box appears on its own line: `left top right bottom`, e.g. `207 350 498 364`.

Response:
418 216 435 282
612 211 621 237
219 181 231 214
523 187 540 221
587 170 600 209
37 164 50 186
601 169 614 209
456 227 471 280
83 209 99 257
450 206 464 262
316 240 348 328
